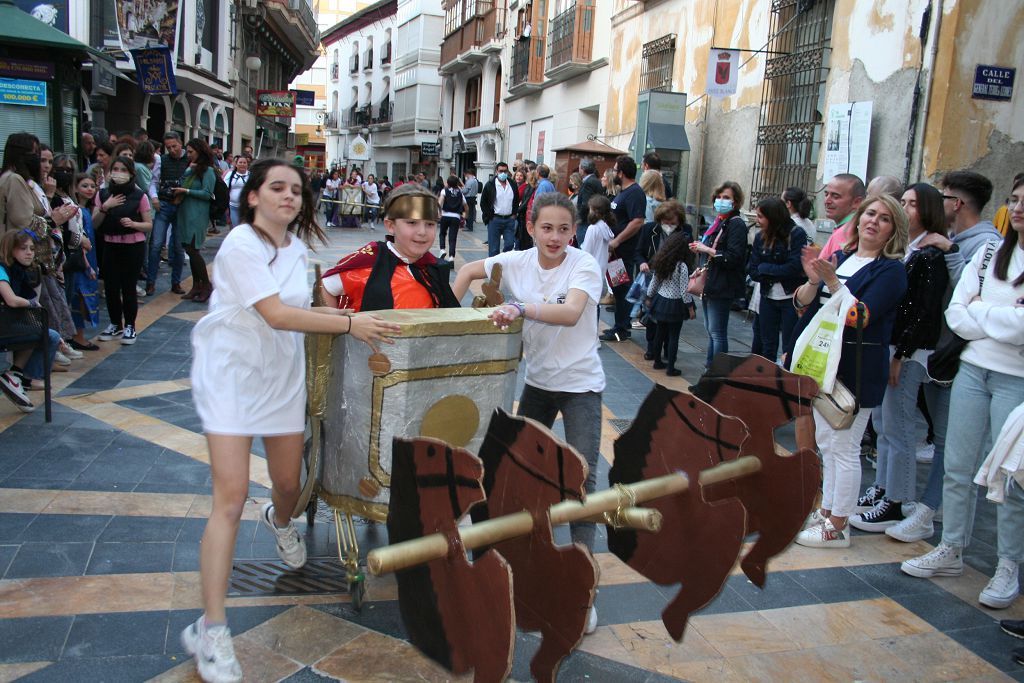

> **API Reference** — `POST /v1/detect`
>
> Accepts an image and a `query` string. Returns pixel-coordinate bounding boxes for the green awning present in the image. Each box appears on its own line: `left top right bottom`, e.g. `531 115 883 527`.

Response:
0 0 98 56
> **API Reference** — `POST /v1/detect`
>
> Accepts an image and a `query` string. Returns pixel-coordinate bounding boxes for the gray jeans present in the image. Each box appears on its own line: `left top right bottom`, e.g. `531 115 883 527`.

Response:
517 384 603 550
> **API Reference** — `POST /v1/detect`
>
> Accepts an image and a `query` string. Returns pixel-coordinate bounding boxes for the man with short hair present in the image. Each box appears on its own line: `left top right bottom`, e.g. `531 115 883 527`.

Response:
479 162 520 257
146 131 188 296
819 173 866 259
211 144 230 172
601 155 647 342
81 131 96 168
642 151 673 199
134 128 149 144
575 158 604 243
535 164 556 195
462 168 480 231
242 143 254 159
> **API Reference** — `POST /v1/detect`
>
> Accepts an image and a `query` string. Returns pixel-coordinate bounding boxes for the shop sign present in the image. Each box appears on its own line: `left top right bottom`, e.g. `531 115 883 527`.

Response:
0 58 54 80
420 141 440 157
292 89 316 107
972 65 1015 102
256 90 296 118
0 78 47 107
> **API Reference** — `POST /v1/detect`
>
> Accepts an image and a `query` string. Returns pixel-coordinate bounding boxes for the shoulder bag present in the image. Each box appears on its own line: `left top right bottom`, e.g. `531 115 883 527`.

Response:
687 226 723 297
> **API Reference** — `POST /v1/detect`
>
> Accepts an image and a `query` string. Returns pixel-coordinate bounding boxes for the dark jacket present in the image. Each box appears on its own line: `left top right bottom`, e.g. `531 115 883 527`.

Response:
701 214 748 300
787 254 908 409
891 246 949 360
158 152 190 202
575 174 604 226
747 225 808 295
479 177 520 224
637 222 693 266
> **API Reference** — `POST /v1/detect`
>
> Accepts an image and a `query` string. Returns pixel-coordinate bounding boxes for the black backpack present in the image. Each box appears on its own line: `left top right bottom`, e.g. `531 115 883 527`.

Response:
442 188 463 214
211 175 229 221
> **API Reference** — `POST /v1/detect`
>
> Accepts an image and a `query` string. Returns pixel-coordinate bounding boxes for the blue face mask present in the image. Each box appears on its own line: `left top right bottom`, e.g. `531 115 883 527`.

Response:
714 198 734 214
497 172 508 182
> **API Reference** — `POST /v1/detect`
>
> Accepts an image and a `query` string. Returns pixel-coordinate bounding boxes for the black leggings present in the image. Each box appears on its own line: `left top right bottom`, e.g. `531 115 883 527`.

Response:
439 216 460 256
103 240 145 328
652 319 683 370
183 238 209 285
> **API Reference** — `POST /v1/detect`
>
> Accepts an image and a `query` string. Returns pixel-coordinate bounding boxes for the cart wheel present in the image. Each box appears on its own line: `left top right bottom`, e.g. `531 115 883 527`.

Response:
305 496 317 528
349 574 366 612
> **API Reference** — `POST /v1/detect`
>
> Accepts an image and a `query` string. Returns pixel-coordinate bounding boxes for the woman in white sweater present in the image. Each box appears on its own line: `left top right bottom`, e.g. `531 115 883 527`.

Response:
901 177 1024 610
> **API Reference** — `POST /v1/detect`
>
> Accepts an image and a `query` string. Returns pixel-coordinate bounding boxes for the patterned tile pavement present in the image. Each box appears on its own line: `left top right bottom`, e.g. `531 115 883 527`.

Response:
0 220 1022 681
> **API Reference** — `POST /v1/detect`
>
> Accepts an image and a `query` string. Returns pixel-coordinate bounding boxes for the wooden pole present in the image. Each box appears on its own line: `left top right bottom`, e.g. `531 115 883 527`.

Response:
367 455 762 576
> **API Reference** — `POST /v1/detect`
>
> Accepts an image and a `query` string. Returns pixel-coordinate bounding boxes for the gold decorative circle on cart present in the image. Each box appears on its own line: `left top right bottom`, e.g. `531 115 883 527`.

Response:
367 352 391 376
419 395 480 448
359 477 381 498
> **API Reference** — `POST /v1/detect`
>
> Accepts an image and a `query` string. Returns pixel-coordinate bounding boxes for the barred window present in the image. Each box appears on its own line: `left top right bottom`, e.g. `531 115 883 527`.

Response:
749 0 834 207
640 34 676 93
464 75 482 129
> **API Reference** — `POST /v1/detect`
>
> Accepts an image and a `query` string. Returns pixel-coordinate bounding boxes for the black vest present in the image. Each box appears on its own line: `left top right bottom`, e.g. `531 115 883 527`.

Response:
98 185 144 236
441 188 463 214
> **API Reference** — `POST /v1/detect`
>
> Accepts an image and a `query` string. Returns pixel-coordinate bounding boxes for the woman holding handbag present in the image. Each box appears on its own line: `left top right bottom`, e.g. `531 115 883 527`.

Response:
688 181 749 368
789 193 908 549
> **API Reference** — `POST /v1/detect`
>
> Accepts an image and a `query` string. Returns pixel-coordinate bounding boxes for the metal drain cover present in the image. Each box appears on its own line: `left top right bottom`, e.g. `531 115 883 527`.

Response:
609 418 633 435
228 558 351 596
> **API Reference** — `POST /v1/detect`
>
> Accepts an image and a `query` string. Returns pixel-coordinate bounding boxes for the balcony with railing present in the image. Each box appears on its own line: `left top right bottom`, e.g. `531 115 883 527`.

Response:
349 54 359 74
545 0 595 80
440 0 506 73
325 110 339 130
374 98 393 124
330 62 340 81
381 42 392 65
341 104 373 128
509 35 544 93
363 49 373 71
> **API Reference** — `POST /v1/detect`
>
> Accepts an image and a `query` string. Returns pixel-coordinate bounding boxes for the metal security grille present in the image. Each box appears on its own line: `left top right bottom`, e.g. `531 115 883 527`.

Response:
640 35 676 93
229 558 351 596
749 0 834 206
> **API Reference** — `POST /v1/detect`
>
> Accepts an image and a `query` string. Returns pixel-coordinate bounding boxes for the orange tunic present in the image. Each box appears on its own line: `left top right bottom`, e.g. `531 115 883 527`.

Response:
339 265 435 312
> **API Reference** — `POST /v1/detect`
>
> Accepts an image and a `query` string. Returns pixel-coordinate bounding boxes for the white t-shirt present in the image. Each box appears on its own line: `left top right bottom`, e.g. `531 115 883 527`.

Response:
191 224 310 435
818 254 873 307
484 247 605 394
581 220 613 279
224 168 250 207
363 181 380 204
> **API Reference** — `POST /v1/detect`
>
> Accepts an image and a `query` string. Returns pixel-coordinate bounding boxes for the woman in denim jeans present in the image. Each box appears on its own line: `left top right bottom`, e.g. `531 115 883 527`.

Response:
901 177 1024 610
851 184 952 538
689 181 749 368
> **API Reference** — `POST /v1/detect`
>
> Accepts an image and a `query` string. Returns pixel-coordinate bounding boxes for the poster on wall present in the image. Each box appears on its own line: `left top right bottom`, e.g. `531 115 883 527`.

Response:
823 101 872 183
14 1 69 34
108 0 181 51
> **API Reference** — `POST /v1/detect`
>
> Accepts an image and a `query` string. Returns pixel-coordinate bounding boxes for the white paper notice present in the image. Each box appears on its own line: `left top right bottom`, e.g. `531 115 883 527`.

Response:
824 101 873 183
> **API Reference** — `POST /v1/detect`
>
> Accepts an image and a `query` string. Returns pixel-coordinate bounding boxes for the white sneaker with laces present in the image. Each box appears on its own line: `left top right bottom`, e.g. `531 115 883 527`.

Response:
120 325 138 345
585 605 597 634
916 441 935 463
54 350 72 366
901 542 963 578
886 503 935 542
260 502 307 569
98 324 123 341
181 616 243 683
60 344 83 359
980 559 1020 609
795 519 850 548
804 509 828 529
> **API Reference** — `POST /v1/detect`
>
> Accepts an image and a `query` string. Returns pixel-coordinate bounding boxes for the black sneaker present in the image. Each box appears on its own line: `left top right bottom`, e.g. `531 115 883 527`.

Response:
855 485 885 513
850 498 905 532
1001 620 1024 639
599 329 630 342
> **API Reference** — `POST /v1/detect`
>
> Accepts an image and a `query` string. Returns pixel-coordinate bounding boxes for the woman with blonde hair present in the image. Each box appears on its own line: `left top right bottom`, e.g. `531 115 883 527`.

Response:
639 169 666 222
789 193 909 549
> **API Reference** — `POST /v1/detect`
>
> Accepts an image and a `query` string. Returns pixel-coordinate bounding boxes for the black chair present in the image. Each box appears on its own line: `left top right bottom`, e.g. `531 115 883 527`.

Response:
0 306 52 422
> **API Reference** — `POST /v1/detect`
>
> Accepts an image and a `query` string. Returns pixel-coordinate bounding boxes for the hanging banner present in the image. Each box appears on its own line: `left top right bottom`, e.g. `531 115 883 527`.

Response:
350 135 371 160
256 90 297 118
14 1 69 33
823 101 873 183
111 0 181 51
130 46 178 96
707 49 739 98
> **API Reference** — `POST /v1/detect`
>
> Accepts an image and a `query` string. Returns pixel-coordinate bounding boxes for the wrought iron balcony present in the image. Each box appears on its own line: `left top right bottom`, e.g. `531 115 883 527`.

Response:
510 36 542 90
330 62 340 81
440 0 505 70
325 110 339 130
381 43 392 65
374 99 393 124
341 105 373 127
349 54 359 74
546 1 594 78
363 49 373 70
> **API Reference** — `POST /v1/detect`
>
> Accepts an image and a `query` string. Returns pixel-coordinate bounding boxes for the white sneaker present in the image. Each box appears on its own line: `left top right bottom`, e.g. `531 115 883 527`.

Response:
585 605 597 634
181 616 243 683
260 502 307 569
804 509 828 529
886 503 935 542
136 284 146 298
97 324 123 341
54 350 72 366
980 559 1020 609
60 343 83 359
794 519 850 548
916 441 935 463
120 325 138 345
901 542 963 578
0 371 34 413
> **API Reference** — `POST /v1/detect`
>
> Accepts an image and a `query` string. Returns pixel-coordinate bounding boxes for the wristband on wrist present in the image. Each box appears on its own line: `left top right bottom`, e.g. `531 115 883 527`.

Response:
510 301 525 318
343 314 352 334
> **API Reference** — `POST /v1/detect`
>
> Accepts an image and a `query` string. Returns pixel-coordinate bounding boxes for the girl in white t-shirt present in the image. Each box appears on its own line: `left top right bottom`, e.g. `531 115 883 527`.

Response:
184 159 399 683
454 193 604 634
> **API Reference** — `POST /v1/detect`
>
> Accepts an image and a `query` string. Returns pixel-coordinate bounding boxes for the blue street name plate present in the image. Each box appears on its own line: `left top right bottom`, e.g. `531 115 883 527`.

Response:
972 65 1015 102
0 78 46 107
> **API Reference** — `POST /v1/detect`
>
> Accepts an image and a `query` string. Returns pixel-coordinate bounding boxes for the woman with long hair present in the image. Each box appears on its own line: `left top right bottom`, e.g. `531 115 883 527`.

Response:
183 159 398 682
790 194 909 549
851 183 952 538
747 196 808 363
639 169 666 223
689 181 749 368
901 177 1024 609
646 230 695 376
172 139 217 302
783 186 816 234
69 172 101 350
516 169 539 250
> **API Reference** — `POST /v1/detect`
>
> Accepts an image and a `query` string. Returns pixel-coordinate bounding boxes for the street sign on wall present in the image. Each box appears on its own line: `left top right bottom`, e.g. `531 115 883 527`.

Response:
972 65 1015 102
420 141 440 157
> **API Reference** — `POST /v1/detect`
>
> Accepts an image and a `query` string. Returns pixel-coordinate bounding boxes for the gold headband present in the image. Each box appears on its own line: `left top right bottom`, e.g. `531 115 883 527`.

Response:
387 195 439 221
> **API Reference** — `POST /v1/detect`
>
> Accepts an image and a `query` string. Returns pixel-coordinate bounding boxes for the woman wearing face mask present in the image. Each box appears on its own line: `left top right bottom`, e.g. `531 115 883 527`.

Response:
688 181 749 368
93 157 152 345
51 155 98 357
637 200 693 360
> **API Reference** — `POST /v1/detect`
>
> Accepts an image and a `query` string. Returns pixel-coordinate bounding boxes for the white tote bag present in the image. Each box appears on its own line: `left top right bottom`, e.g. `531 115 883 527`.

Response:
790 288 857 394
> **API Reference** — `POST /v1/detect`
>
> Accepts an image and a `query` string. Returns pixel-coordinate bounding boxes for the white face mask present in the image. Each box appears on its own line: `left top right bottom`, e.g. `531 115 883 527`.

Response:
660 223 676 235
109 172 131 185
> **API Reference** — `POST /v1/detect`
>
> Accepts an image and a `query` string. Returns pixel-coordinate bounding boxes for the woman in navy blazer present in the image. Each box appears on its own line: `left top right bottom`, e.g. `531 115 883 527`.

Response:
787 193 909 549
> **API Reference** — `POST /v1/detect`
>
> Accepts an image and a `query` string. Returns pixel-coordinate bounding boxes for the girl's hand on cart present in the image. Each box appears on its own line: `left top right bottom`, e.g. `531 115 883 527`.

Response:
348 313 401 352
489 303 522 330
